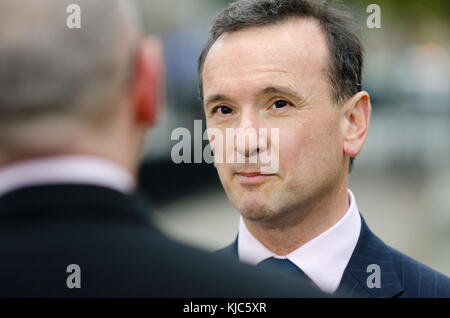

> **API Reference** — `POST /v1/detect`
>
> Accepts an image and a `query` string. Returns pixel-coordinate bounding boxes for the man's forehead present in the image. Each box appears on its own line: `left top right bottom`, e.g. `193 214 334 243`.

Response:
204 18 329 79
202 18 330 104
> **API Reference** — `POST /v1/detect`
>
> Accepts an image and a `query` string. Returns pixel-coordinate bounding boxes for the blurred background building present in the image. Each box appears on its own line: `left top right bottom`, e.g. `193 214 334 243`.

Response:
134 0 450 276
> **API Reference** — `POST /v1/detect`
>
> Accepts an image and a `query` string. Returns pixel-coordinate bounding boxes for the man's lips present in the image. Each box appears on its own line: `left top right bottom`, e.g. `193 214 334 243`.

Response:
237 172 262 177
235 171 276 184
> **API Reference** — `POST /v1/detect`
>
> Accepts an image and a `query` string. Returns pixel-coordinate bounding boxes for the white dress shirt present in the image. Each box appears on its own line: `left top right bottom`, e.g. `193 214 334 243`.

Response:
0 155 136 198
238 189 361 294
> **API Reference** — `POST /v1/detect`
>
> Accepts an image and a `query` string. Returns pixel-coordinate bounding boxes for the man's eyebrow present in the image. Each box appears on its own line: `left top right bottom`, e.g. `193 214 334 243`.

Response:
204 94 231 108
260 86 307 104
204 86 307 108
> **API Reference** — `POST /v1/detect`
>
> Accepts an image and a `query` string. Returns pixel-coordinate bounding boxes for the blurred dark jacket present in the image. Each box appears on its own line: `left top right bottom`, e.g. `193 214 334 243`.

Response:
0 184 324 297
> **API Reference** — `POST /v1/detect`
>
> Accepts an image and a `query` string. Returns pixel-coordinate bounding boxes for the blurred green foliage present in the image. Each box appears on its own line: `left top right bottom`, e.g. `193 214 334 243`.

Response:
346 0 449 22
216 0 449 23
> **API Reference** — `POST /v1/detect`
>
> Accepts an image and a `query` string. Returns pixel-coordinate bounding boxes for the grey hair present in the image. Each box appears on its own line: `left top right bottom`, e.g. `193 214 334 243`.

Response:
198 0 363 172
0 0 141 148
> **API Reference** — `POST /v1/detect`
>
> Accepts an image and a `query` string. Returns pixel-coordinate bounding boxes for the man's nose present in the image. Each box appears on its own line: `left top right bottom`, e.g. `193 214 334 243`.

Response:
234 112 267 159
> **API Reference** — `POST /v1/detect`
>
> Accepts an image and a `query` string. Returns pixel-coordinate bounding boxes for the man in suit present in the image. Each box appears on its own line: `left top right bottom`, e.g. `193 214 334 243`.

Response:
198 0 450 297
0 0 324 297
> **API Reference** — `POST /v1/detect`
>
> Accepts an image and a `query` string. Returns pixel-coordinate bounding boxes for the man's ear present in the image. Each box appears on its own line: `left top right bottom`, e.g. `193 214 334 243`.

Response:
342 91 371 158
132 36 164 127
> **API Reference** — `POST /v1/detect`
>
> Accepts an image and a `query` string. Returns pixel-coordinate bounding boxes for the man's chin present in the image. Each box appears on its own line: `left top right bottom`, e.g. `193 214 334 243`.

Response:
236 198 276 222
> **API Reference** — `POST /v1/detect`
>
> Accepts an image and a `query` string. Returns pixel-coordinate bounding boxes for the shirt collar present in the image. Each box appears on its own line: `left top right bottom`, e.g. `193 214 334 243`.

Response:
0 155 136 198
238 189 361 294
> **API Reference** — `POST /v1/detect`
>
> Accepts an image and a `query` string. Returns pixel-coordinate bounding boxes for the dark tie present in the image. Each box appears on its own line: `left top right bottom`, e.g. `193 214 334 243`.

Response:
257 257 310 282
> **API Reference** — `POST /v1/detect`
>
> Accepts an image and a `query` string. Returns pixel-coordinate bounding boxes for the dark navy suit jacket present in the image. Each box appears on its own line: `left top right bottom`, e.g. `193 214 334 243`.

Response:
216 214 450 298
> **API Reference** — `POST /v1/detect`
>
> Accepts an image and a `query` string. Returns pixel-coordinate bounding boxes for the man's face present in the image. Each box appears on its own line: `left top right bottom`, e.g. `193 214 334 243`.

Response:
202 19 348 222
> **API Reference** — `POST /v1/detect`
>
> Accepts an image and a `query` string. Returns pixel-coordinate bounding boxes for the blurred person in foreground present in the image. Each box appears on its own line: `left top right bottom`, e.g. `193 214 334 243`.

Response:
199 0 450 297
0 0 324 297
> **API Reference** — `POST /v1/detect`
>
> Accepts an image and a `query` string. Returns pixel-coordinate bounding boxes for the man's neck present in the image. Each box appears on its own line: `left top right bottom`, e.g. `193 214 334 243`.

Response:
243 182 350 256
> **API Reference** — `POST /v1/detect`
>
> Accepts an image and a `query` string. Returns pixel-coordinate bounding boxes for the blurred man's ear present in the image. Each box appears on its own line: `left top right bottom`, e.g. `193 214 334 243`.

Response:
342 91 371 159
132 36 164 126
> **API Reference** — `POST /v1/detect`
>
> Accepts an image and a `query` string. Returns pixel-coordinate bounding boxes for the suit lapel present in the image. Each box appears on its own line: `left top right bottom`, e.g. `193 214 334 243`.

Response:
337 214 404 297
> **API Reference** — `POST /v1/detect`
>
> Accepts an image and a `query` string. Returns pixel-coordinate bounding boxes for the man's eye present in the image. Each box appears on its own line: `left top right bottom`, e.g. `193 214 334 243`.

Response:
213 106 233 115
272 100 290 109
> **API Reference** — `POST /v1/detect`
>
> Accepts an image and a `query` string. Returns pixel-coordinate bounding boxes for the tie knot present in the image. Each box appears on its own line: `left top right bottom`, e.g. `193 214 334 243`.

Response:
257 257 314 288
257 257 302 275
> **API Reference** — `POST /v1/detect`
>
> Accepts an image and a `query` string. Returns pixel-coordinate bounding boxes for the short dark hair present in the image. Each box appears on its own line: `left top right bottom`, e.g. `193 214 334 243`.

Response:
198 0 363 172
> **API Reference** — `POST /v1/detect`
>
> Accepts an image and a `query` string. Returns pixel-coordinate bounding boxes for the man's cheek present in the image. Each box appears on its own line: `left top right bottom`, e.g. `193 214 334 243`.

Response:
278 130 304 164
